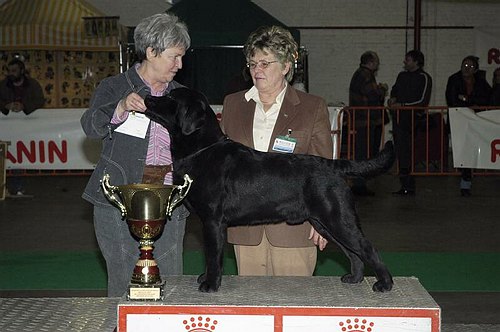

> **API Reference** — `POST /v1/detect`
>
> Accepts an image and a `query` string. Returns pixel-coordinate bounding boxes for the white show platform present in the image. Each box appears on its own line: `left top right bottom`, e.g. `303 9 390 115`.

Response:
118 276 441 332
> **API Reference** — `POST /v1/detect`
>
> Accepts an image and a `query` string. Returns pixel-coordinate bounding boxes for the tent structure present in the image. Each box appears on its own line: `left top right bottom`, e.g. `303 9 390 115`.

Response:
167 0 300 47
0 0 122 51
166 0 303 104
0 0 125 108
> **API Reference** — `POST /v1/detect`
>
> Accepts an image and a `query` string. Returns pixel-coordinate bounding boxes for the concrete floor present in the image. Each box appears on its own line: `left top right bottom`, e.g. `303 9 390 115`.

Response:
1 174 499 329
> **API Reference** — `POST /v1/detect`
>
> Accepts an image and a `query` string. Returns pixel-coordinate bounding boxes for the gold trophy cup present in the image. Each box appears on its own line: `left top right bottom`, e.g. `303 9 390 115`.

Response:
101 173 192 300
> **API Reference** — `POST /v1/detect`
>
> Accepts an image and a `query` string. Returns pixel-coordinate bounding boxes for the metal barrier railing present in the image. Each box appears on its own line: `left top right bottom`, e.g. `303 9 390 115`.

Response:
339 106 499 176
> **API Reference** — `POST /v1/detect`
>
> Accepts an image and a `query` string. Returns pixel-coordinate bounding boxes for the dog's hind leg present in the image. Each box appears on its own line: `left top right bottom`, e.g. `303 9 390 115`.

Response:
335 193 393 292
308 218 365 284
336 229 393 292
338 247 365 284
340 237 393 292
358 243 393 292
310 194 393 292
336 226 393 292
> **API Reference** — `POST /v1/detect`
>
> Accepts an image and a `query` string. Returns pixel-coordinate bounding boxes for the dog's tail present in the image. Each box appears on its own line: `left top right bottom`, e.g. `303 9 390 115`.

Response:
335 141 395 178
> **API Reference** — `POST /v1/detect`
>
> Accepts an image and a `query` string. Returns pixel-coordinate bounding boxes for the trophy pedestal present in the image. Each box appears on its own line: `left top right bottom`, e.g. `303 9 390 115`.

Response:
127 280 166 301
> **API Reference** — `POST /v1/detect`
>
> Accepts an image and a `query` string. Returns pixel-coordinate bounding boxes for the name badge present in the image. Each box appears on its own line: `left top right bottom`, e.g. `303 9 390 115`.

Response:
272 135 297 153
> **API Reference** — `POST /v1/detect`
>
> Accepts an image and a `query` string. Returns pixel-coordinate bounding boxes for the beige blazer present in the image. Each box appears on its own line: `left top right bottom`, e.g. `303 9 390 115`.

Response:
221 85 333 247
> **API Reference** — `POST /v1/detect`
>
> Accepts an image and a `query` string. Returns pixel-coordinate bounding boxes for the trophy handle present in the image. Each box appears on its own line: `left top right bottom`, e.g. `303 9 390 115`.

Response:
166 174 193 218
101 173 127 218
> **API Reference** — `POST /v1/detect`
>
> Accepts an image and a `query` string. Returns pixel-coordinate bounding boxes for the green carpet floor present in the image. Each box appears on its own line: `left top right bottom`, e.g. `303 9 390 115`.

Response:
1 250 499 292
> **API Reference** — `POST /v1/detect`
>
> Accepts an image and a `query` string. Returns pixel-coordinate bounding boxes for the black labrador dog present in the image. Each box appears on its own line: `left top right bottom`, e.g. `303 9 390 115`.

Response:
144 87 395 293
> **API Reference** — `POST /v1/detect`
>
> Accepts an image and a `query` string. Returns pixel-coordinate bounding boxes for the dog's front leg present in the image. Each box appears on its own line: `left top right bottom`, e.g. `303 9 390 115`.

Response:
198 220 226 292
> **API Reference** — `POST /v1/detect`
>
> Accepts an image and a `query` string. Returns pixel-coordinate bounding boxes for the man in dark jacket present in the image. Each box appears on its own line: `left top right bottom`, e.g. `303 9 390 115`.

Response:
349 51 388 196
388 50 432 195
445 55 492 197
0 58 45 196
0 58 45 116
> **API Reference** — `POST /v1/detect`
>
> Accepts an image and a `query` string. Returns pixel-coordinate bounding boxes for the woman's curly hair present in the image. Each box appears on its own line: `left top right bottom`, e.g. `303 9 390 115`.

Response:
244 25 298 82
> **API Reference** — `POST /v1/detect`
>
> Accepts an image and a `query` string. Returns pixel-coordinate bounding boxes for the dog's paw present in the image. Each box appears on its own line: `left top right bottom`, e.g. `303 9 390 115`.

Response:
372 279 393 292
341 273 364 284
197 273 206 284
198 281 220 293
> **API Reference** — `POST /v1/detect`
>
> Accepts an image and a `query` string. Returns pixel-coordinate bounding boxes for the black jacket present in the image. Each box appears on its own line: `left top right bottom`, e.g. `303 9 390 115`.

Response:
349 66 388 125
0 76 45 115
390 68 432 107
445 70 491 107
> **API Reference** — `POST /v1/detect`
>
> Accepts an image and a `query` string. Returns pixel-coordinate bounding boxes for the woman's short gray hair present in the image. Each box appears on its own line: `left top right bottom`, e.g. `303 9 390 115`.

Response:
244 25 298 82
134 13 191 61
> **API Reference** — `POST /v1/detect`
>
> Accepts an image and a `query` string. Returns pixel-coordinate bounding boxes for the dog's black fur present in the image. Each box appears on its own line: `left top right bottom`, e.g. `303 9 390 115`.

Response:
145 87 395 293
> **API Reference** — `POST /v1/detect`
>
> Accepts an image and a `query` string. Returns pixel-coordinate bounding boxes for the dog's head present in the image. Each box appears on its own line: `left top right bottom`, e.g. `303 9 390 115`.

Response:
145 87 211 135
145 87 224 157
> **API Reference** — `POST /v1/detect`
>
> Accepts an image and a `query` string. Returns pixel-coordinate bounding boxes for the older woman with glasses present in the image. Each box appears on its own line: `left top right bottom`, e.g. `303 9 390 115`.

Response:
221 26 333 276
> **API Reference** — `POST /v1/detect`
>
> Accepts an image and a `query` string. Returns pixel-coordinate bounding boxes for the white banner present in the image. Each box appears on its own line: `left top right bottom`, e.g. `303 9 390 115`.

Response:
0 109 100 170
449 107 500 169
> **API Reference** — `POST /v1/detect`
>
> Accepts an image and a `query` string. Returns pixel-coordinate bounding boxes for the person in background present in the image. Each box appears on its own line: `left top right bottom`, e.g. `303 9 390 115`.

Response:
388 50 432 196
221 25 332 277
0 58 45 196
0 58 45 116
80 13 190 297
491 67 500 106
348 50 388 196
445 55 492 196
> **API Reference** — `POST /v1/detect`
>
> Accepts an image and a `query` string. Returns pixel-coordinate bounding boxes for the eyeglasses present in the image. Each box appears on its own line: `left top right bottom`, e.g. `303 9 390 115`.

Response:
246 60 279 70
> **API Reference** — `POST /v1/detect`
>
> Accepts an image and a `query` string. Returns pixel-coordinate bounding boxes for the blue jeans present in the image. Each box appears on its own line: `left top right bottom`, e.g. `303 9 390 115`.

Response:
93 204 188 297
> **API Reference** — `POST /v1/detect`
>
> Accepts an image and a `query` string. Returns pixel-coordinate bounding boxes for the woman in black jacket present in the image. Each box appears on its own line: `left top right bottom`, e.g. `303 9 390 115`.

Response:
445 56 492 197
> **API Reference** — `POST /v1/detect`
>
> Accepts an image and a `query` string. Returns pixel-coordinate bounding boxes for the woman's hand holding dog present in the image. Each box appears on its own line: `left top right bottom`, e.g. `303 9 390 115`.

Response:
309 226 328 251
117 92 147 118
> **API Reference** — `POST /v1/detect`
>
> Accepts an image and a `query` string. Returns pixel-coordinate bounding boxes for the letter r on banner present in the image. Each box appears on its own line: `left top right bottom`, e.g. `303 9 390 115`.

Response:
491 139 500 163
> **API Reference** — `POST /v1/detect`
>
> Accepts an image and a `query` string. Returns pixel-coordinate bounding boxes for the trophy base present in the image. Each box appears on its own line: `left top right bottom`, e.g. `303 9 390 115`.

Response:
127 281 165 301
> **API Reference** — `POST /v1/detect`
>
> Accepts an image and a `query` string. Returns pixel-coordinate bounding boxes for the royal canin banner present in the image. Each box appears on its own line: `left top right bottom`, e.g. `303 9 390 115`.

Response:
0 108 100 170
448 107 500 170
0 107 343 170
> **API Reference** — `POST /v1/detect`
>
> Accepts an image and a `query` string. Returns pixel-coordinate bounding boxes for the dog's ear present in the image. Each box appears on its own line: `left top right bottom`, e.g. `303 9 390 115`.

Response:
181 98 206 135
